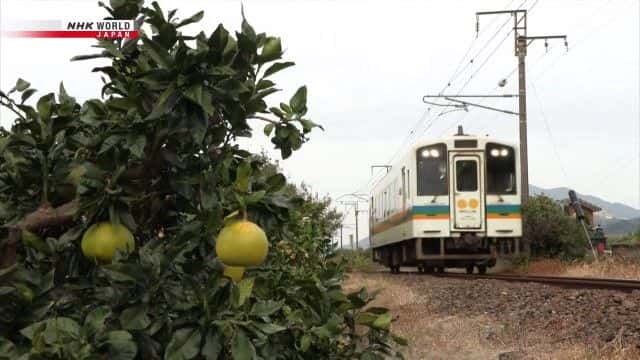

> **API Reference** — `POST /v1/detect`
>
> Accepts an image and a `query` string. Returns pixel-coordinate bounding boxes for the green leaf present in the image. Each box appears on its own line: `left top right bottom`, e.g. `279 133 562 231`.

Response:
164 328 201 360
253 322 286 335
106 330 137 360
235 161 252 192
266 173 286 192
147 81 178 119
299 334 311 352
236 277 254 307
372 312 392 330
20 89 37 104
263 62 295 78
84 306 112 337
21 229 49 254
289 86 307 113
20 320 46 340
240 5 256 40
299 119 322 132
71 53 108 61
231 328 256 360
263 123 274 136
22 318 81 344
99 134 123 154
244 190 265 204
201 329 222 360
355 312 377 326
141 36 172 68
120 305 151 330
176 10 204 28
59 82 72 103
9 78 30 94
37 93 55 121
250 300 284 317
128 134 146 158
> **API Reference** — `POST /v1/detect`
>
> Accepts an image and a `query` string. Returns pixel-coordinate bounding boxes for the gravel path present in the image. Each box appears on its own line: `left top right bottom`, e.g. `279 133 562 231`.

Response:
345 272 640 359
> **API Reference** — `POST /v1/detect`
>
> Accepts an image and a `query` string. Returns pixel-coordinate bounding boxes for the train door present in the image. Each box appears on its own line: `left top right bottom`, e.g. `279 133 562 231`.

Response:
450 154 485 230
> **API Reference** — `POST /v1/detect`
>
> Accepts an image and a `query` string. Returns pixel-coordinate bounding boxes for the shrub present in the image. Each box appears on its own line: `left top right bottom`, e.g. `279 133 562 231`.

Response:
523 195 587 259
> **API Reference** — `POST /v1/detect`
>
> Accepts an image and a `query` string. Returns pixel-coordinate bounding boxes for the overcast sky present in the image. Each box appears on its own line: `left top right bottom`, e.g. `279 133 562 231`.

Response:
1 0 639 242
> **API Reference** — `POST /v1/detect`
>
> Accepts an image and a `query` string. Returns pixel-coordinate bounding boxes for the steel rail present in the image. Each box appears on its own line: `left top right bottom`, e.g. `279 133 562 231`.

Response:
432 272 640 292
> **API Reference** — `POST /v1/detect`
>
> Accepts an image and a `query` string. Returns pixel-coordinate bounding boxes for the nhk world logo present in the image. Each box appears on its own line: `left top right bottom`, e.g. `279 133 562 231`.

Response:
2 19 138 39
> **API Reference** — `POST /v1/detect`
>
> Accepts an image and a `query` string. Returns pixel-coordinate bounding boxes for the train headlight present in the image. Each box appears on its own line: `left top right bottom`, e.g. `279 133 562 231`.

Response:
429 149 440 158
500 148 509 157
490 149 500 157
421 150 430 158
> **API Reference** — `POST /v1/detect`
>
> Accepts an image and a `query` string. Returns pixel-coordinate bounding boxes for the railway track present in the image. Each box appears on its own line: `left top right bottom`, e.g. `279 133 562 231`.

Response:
432 272 640 292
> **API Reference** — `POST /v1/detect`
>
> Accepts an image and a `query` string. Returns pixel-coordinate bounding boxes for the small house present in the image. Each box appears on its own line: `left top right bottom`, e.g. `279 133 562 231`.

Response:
559 198 602 226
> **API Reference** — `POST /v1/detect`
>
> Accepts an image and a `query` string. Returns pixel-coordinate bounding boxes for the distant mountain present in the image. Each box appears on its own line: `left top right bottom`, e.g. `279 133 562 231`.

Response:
529 185 640 220
603 218 640 236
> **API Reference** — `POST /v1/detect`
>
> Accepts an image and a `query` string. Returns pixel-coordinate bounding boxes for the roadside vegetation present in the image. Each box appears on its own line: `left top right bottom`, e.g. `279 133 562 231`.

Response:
0 1 404 358
336 249 381 273
522 195 587 259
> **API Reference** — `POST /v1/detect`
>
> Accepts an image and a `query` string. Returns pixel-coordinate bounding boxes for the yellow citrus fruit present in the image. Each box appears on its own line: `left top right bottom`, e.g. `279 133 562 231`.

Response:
215 220 268 267
223 265 245 282
81 222 135 262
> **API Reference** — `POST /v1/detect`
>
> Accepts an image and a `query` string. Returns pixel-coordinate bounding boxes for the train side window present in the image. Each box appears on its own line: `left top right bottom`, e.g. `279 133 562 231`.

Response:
416 144 448 196
486 143 516 194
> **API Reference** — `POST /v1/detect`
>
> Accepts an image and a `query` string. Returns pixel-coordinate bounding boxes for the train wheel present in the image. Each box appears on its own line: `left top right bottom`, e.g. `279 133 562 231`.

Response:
477 265 487 275
436 266 445 274
465 265 474 275
424 266 434 274
417 265 424 273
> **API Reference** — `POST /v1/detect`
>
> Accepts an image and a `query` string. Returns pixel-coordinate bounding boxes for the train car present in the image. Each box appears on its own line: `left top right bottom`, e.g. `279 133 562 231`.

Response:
369 126 522 274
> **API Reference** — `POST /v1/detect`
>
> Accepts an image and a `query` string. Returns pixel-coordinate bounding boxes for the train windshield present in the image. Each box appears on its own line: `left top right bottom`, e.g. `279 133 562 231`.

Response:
486 143 516 194
416 143 448 196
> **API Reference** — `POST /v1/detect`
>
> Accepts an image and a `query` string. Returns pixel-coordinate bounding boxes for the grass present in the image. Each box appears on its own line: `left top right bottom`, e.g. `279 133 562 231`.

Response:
511 255 640 280
608 234 640 247
334 248 381 272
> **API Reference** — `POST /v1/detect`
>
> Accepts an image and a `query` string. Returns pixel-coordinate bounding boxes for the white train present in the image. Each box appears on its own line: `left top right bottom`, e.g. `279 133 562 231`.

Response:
369 127 522 274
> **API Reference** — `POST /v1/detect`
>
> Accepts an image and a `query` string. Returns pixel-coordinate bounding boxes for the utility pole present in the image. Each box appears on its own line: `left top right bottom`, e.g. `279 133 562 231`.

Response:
354 202 359 250
339 200 365 250
476 9 567 204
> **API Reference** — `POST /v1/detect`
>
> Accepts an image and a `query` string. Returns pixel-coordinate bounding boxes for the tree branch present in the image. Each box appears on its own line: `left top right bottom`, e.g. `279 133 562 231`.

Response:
0 200 79 268
0 96 27 122
250 115 278 124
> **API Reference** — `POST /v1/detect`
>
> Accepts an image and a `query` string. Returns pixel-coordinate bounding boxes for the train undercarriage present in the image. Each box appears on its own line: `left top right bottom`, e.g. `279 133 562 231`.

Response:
372 236 520 274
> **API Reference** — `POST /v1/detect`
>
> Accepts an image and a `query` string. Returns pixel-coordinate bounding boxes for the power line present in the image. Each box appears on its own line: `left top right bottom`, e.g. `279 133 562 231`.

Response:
352 0 533 197
528 78 570 184
374 0 526 165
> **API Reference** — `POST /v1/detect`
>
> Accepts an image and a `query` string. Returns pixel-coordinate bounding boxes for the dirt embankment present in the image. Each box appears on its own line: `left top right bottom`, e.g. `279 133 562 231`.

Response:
345 272 640 360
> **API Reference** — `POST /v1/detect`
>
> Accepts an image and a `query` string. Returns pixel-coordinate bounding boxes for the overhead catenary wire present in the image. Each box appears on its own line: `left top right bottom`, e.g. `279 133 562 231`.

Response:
352 0 526 196
470 0 622 136
528 78 570 185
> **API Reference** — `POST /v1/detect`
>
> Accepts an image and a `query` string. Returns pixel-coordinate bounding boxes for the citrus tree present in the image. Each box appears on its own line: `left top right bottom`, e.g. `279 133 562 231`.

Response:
0 1 404 358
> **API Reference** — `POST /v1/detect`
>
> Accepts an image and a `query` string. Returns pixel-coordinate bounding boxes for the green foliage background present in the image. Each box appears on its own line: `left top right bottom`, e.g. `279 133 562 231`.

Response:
523 195 587 259
0 1 404 358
